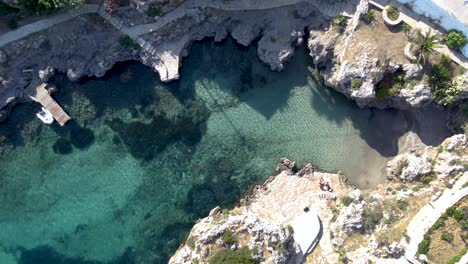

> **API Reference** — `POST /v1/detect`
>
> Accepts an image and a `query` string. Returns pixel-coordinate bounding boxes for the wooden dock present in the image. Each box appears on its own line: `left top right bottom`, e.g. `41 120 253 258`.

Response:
32 83 71 126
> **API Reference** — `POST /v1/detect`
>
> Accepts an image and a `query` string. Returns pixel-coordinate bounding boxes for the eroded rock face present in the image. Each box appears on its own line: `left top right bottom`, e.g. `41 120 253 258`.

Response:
330 197 365 247
387 134 467 182
169 212 300 264
387 152 432 182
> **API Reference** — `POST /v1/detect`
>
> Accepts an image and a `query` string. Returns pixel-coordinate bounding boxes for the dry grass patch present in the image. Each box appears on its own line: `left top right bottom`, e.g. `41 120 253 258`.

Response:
344 6 409 64
428 218 467 264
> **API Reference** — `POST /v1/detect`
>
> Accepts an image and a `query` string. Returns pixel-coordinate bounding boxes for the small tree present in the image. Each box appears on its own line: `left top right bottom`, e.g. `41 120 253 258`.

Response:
104 0 120 14
411 29 439 64
445 29 467 50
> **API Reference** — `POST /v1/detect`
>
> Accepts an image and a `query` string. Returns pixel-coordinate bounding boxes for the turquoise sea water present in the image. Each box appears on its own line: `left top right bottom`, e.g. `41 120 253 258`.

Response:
0 39 450 263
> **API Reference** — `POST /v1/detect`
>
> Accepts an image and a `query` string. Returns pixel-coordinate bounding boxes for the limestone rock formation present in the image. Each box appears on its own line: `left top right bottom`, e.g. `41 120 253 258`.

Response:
169 211 300 264
330 201 364 246
387 134 467 182
387 152 432 182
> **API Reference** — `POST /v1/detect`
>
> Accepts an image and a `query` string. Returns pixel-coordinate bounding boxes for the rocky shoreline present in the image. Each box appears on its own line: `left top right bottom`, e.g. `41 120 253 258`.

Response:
1 0 467 122
170 132 466 263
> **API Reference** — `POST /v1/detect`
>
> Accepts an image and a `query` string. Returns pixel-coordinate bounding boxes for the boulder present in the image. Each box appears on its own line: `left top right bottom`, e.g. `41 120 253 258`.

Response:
399 83 432 107
387 153 432 182
39 66 55 82
275 157 298 175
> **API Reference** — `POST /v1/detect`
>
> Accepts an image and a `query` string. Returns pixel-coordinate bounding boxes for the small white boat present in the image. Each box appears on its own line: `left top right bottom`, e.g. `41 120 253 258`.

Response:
36 107 54 124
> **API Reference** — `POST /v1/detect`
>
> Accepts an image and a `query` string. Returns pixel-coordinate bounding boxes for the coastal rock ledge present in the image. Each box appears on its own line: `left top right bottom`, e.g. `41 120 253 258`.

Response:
0 0 361 113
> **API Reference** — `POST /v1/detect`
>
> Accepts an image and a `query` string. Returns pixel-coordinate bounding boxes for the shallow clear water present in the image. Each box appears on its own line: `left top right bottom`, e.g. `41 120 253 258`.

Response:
0 39 450 264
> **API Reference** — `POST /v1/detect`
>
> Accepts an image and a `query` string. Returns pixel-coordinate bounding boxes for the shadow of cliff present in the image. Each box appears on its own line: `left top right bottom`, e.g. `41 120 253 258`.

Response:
307 72 451 157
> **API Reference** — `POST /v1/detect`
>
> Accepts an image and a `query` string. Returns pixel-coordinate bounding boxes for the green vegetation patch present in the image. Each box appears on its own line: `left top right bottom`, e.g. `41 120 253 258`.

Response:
0 3 19 16
119 35 140 50
221 229 235 245
441 231 454 242
341 195 355 206
447 248 468 264
386 5 399 21
332 15 348 32
420 173 435 184
210 248 257 264
363 10 375 23
146 2 162 17
445 29 467 50
375 69 407 99
429 63 463 106
17 0 84 14
417 202 468 256
363 204 383 232
351 78 362 90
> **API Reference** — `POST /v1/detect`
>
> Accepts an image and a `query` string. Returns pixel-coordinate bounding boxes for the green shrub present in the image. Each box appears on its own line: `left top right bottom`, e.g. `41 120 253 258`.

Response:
17 0 83 14
440 54 452 65
221 230 235 245
386 5 399 21
445 29 467 50
146 2 162 17
394 71 406 86
453 209 463 221
417 238 430 254
286 225 294 234
396 184 408 191
210 248 256 264
351 78 362 89
7 17 17 29
441 232 454 242
375 230 393 246
403 23 411 31
363 205 383 232
119 35 140 50
446 206 455 216
447 248 468 264
397 199 409 210
375 82 396 99
0 3 19 16
430 64 451 83
420 173 435 184
460 220 468 229
332 15 348 31
337 248 348 262
186 236 195 249
395 159 409 176
363 10 375 22
341 195 354 206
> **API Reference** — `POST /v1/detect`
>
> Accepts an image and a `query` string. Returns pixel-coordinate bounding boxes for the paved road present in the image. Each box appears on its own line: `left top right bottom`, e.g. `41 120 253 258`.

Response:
404 172 468 262
124 0 356 38
0 4 99 48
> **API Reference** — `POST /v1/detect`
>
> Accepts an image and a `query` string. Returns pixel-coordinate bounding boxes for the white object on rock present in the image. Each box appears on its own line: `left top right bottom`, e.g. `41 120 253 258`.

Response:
291 210 321 255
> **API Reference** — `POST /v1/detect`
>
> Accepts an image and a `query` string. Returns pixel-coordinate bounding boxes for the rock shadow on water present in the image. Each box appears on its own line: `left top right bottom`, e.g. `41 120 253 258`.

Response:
54 61 159 117
0 103 42 148
18 245 135 264
50 120 96 152
306 69 451 157
177 37 300 120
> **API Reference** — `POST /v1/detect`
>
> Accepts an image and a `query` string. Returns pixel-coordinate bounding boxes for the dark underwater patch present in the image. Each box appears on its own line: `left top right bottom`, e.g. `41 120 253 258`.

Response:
18 245 135 264
70 127 95 149
19 246 100 264
106 101 209 161
52 138 73 155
